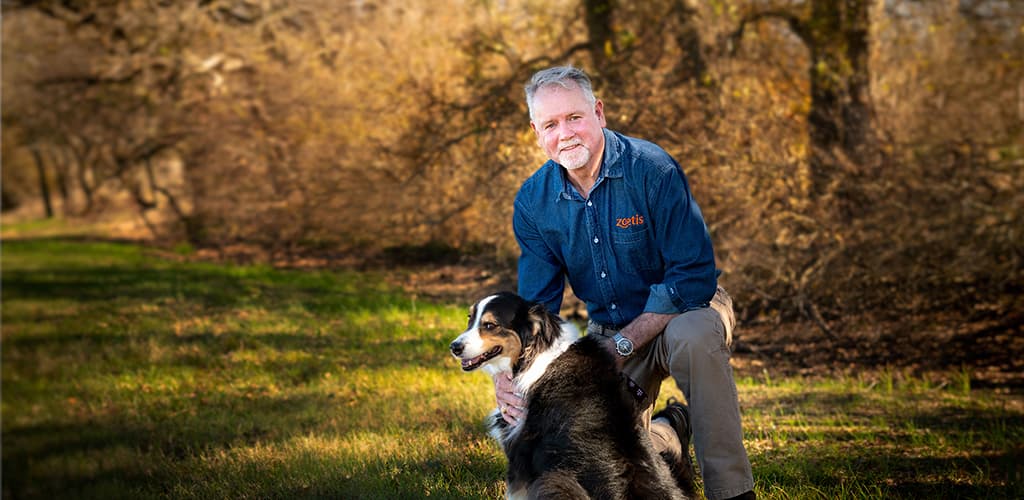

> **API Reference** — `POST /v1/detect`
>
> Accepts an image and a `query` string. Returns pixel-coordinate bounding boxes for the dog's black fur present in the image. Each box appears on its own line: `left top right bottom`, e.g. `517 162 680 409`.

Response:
450 292 691 499
504 335 689 499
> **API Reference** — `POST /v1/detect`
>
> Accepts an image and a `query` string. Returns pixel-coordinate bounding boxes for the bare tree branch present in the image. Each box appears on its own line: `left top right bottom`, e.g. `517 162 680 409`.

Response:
725 8 809 55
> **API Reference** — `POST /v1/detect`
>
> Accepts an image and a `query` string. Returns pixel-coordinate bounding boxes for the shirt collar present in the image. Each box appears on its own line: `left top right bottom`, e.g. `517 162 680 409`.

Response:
602 129 624 178
554 128 623 201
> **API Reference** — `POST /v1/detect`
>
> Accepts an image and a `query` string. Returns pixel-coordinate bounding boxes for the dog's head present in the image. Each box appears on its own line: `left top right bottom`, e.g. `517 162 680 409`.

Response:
449 292 561 376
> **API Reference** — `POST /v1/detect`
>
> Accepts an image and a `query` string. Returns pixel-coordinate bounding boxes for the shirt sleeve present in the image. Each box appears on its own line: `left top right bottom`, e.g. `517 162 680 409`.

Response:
643 283 678 314
513 193 565 316
641 161 718 314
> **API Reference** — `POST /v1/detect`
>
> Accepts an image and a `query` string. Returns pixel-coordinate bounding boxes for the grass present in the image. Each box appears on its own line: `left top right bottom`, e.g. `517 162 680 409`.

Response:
2 237 1023 499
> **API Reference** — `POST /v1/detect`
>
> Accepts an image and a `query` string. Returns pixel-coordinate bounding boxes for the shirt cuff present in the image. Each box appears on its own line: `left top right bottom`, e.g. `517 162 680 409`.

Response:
643 284 680 315
644 283 713 315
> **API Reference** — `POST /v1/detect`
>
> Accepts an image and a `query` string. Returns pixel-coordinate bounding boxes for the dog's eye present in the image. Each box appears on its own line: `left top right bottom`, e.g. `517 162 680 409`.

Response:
482 321 497 330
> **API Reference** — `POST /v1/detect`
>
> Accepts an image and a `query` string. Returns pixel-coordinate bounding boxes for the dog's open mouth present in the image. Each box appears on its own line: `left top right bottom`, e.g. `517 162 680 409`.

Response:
461 346 502 371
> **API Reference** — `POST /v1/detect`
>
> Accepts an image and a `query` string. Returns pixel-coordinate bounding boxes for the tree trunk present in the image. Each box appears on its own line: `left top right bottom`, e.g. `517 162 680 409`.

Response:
731 0 877 203
68 137 97 213
54 150 71 215
805 0 875 212
31 147 54 218
583 0 622 89
668 0 708 87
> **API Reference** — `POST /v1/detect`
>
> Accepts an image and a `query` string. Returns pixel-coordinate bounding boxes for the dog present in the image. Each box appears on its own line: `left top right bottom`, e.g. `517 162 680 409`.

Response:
449 292 691 500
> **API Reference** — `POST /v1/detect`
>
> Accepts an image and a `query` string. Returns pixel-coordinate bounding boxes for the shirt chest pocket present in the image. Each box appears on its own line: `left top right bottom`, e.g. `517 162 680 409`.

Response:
610 225 662 274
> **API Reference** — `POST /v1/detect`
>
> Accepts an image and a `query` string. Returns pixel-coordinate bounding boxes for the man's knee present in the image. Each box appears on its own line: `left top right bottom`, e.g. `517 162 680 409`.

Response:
710 286 736 346
664 306 729 353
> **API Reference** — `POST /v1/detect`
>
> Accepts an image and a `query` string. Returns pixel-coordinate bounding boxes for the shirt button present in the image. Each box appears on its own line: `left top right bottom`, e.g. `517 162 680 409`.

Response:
587 201 593 207
610 303 618 310
593 237 599 244
600 271 607 278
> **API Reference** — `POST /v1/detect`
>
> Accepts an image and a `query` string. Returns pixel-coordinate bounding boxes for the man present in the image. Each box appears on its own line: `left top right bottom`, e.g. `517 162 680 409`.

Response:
494 66 756 500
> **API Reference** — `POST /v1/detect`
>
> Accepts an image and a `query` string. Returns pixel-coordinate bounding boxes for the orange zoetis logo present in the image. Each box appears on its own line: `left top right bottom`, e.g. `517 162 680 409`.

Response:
615 214 645 229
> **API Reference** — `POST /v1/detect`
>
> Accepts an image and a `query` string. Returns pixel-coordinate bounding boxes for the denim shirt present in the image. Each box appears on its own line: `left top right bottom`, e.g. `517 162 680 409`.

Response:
513 129 718 328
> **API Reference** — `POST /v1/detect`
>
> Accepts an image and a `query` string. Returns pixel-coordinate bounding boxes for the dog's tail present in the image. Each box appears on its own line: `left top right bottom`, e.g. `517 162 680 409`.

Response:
659 449 697 498
525 471 589 500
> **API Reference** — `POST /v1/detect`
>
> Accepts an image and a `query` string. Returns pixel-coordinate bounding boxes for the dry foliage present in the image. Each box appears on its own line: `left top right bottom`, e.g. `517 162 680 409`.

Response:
2 0 1021 330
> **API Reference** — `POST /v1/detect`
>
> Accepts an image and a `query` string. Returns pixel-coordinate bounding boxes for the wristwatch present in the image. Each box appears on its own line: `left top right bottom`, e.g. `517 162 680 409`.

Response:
612 332 634 357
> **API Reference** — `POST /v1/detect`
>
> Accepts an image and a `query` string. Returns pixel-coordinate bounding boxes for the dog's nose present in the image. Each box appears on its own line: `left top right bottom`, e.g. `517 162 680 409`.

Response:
450 341 464 356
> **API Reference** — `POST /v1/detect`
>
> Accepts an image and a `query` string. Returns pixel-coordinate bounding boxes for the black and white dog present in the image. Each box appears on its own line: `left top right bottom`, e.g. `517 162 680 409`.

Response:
450 292 691 499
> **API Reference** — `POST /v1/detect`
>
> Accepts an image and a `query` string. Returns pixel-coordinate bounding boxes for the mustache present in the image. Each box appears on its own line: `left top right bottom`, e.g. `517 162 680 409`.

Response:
558 140 584 152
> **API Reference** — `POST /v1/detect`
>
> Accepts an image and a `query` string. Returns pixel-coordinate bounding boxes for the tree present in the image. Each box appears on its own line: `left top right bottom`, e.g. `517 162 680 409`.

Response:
730 0 877 215
30 147 54 218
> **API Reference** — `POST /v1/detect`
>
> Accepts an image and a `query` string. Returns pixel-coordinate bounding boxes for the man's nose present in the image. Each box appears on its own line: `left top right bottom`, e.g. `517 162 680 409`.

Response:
557 122 576 140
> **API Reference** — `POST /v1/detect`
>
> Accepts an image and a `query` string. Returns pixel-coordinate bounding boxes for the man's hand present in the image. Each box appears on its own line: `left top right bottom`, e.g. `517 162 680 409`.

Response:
610 313 677 368
494 373 526 425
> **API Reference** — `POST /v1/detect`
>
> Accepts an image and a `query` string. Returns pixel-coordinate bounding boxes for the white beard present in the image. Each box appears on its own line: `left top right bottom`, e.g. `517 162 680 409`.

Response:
557 143 591 170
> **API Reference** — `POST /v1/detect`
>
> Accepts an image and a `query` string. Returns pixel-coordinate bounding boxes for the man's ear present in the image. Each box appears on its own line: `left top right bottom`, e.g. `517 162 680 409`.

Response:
529 121 542 147
594 99 607 127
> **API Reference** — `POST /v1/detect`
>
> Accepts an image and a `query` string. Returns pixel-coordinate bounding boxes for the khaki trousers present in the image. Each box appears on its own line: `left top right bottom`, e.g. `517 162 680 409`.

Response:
587 288 754 500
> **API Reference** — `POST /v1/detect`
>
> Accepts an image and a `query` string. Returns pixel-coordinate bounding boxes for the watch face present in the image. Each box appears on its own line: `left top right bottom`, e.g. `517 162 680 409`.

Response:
615 337 633 356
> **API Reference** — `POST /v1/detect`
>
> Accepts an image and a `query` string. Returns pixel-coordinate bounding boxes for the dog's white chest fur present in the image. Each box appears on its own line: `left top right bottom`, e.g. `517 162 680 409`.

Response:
488 322 578 444
513 325 577 392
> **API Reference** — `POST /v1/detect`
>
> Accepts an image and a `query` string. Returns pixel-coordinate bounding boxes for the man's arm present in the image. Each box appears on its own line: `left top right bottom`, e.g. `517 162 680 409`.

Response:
645 161 718 314
513 194 565 314
606 312 676 370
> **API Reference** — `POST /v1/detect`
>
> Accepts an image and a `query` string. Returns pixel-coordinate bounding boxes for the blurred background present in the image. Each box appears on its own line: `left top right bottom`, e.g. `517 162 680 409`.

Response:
2 0 1021 347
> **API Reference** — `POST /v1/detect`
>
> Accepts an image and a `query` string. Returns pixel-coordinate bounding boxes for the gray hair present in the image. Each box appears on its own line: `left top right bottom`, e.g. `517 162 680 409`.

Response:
524 66 597 121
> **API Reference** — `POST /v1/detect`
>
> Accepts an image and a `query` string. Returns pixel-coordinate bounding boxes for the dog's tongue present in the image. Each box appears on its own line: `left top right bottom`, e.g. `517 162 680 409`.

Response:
460 347 499 370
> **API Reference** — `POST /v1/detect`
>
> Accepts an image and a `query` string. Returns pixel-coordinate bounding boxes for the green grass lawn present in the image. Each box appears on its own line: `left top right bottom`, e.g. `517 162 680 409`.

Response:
2 238 1022 499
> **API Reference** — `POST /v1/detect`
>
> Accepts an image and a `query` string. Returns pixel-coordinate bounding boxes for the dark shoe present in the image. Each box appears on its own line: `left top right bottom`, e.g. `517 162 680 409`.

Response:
653 398 696 496
653 397 691 440
725 492 756 500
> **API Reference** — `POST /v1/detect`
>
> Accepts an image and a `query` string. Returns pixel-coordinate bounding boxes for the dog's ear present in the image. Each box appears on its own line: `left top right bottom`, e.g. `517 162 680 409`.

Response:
527 303 560 348
527 303 548 335
514 301 561 372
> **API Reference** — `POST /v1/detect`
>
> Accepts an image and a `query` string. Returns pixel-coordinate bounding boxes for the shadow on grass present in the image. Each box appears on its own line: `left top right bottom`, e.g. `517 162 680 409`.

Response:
2 390 350 498
2 392 503 499
757 451 1024 499
884 454 1024 499
1 266 397 314
2 326 455 380
318 443 506 500
753 390 1024 498
3 267 249 306
1 238 409 314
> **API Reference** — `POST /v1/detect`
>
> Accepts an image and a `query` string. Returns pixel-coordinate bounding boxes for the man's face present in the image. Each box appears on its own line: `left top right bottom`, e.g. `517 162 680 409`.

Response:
529 84 606 172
